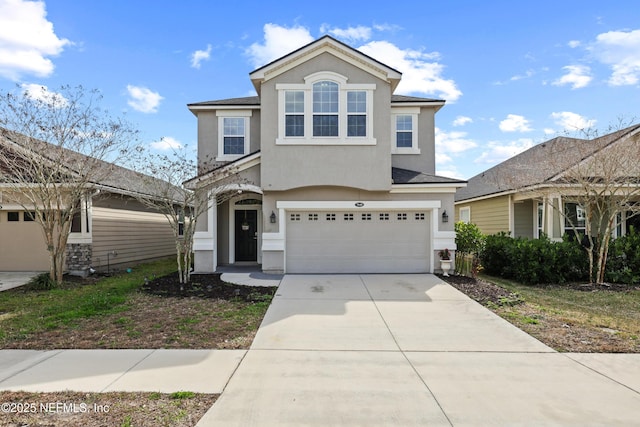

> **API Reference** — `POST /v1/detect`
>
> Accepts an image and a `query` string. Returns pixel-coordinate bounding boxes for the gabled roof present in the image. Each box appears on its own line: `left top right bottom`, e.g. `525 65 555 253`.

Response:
456 124 640 202
183 150 261 189
249 35 403 94
0 127 180 201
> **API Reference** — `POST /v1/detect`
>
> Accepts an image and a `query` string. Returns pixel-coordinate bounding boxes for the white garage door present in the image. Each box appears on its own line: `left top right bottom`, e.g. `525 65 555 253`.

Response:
286 210 431 273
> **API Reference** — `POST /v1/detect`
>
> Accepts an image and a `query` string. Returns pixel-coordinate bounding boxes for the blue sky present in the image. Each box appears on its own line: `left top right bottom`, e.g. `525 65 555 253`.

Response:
0 0 639 179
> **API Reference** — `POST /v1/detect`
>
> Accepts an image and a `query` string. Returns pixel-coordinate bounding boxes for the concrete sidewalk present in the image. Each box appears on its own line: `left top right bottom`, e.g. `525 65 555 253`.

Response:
1 274 639 425
197 274 640 426
0 349 245 393
0 272 40 292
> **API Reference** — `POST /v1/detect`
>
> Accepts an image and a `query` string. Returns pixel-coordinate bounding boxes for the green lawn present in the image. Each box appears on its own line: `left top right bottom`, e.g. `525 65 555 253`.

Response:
0 259 178 343
482 275 640 343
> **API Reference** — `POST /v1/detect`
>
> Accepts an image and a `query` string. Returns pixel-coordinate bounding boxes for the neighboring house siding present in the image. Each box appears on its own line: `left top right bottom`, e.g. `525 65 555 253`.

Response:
91 206 175 270
457 196 510 235
514 200 534 238
0 210 50 271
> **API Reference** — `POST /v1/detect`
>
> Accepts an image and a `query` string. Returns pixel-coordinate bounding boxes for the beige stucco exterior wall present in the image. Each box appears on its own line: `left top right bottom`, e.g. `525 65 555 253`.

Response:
195 108 261 172
456 195 510 235
260 52 392 191
391 107 437 174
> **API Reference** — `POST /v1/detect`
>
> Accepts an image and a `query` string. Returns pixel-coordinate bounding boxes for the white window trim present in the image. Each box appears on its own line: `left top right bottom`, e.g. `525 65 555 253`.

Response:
217 110 252 161
459 206 471 224
276 71 376 145
68 195 92 244
391 107 420 155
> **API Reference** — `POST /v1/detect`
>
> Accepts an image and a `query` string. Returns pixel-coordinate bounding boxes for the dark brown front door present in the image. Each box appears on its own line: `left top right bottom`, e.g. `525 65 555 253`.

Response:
235 210 258 261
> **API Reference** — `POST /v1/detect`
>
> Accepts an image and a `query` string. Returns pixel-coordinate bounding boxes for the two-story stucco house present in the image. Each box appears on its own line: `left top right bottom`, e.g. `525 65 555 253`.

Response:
186 36 466 274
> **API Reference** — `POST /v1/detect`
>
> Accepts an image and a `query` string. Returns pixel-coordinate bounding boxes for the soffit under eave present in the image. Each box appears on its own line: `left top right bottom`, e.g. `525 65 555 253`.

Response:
249 42 402 94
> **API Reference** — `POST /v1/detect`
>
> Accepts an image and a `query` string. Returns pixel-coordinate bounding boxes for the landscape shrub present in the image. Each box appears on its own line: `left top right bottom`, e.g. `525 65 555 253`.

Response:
27 272 57 290
454 222 485 276
606 227 640 284
480 233 588 285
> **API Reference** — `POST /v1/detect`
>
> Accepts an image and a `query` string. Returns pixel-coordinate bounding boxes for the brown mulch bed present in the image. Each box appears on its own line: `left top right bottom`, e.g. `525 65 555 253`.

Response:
439 274 640 353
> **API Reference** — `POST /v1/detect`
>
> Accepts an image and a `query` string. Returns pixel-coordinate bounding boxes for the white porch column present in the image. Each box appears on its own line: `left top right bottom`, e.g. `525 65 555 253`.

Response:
193 195 217 273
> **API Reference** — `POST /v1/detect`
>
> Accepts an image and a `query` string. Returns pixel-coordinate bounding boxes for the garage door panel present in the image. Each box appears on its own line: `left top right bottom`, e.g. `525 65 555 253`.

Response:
286 210 431 274
0 215 50 271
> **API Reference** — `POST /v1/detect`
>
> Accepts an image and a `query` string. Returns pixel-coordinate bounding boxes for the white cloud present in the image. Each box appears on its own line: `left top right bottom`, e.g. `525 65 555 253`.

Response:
568 40 581 48
246 24 314 68
452 116 472 127
358 41 462 101
126 85 163 113
21 83 68 107
436 167 465 180
191 44 212 69
510 69 535 81
435 128 477 156
476 139 535 165
0 0 70 80
499 114 532 132
321 24 372 43
551 111 596 131
590 29 640 86
150 136 183 150
552 65 592 89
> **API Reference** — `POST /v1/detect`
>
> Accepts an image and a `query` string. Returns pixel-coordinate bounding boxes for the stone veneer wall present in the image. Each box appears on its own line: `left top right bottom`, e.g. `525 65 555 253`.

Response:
65 243 92 277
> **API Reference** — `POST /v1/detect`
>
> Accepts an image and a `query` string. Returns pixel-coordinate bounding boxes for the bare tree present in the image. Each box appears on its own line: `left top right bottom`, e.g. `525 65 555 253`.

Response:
551 124 640 284
132 143 244 284
0 85 137 284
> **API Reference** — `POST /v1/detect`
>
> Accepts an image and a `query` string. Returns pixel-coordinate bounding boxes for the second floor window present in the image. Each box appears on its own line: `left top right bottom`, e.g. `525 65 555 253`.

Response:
217 110 251 160
276 72 375 145
285 91 304 137
223 117 245 155
313 81 339 137
396 115 413 148
347 91 366 137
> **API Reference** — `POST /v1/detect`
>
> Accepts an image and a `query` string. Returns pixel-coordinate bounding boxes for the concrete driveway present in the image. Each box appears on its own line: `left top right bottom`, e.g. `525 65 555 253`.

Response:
198 274 640 426
0 272 40 291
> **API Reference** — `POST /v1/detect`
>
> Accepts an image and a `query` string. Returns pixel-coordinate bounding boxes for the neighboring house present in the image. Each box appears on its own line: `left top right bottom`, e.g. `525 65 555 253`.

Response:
455 124 640 239
186 36 466 274
0 128 177 274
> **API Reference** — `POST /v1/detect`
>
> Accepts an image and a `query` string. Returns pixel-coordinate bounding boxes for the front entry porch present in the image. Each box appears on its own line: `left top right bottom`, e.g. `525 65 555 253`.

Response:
192 187 263 274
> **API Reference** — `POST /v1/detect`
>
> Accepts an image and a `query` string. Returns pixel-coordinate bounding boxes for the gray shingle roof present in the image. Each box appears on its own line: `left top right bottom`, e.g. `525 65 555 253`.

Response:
188 96 260 107
392 167 466 185
0 127 180 201
188 94 442 107
456 124 640 202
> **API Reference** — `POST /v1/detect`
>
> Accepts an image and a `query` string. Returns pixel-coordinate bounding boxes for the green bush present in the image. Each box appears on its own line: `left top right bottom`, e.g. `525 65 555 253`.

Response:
606 227 640 284
27 272 57 290
455 221 485 254
480 233 588 284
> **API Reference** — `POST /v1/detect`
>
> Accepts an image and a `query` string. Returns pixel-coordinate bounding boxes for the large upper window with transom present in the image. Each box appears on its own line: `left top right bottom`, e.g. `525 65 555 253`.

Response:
277 72 375 145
